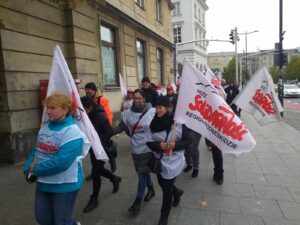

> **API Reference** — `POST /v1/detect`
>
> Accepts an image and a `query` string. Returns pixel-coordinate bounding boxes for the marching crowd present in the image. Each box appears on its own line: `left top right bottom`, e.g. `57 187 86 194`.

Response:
23 76 241 225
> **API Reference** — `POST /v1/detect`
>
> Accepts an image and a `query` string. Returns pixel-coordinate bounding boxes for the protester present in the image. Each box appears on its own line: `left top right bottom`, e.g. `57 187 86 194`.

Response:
80 96 121 213
121 88 134 113
23 93 85 225
165 84 176 104
85 82 115 179
225 80 240 115
141 77 158 107
206 139 223 185
183 129 201 177
155 84 164 96
113 89 156 215
85 82 113 125
146 96 191 225
234 80 242 117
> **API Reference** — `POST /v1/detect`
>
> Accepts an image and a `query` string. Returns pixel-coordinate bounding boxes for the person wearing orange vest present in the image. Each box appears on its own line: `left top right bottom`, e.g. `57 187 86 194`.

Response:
85 82 113 125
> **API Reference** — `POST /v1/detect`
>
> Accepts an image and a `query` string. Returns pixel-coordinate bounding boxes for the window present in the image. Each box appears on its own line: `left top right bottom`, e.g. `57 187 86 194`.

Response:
172 2 180 16
195 28 198 46
136 39 146 83
194 4 197 18
173 26 182 43
198 9 201 22
100 24 118 86
157 48 163 84
156 0 162 21
135 0 144 8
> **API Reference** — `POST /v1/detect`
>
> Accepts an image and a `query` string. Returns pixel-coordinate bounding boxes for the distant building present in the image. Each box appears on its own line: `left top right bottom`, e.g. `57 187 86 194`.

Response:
0 0 175 163
208 48 300 79
171 0 208 73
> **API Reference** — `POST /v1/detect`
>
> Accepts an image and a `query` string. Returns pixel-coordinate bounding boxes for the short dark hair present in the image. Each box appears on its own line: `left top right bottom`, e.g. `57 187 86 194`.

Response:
133 89 146 98
141 77 150 83
84 82 97 91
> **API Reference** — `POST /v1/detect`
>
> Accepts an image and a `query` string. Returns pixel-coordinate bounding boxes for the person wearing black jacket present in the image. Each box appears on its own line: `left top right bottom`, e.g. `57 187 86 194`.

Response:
224 80 240 115
146 96 192 225
80 96 121 213
141 77 158 107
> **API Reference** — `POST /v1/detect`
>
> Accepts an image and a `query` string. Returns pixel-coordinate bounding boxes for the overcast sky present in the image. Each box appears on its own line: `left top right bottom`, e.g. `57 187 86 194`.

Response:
206 0 300 53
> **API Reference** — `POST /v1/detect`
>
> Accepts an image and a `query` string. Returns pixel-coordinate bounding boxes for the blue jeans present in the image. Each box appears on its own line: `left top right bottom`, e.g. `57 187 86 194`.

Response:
35 189 79 225
137 173 152 198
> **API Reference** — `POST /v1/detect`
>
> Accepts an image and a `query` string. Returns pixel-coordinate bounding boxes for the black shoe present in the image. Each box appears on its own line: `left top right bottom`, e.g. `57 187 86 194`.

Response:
83 196 99 213
213 175 223 185
112 176 122 193
183 165 192 173
85 174 93 181
173 189 184 207
128 197 142 215
109 158 117 173
191 169 198 178
144 185 155 202
158 217 168 225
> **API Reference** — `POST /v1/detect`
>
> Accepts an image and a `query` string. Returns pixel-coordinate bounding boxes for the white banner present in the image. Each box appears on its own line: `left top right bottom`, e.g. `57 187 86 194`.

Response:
233 66 283 125
174 61 256 156
42 45 108 160
119 73 127 98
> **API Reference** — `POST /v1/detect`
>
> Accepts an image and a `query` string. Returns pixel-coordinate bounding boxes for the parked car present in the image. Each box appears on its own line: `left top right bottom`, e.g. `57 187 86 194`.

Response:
284 84 300 98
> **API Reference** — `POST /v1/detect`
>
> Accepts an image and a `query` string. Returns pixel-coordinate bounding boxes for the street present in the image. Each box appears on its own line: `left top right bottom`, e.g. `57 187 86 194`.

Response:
283 98 300 132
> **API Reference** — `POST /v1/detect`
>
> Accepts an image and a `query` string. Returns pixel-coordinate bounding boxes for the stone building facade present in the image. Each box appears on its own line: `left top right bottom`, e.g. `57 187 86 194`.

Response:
0 0 174 163
171 0 208 72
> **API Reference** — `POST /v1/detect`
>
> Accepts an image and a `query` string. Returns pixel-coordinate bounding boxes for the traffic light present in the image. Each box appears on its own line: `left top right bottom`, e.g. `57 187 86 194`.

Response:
282 53 288 65
229 29 234 44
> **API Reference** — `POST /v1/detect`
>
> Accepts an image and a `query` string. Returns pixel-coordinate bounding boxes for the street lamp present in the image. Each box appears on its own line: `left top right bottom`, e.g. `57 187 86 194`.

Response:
238 30 258 84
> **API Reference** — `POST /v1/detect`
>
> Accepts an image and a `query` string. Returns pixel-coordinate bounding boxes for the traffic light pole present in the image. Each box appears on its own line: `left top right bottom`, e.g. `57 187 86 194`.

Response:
278 0 284 116
234 27 239 82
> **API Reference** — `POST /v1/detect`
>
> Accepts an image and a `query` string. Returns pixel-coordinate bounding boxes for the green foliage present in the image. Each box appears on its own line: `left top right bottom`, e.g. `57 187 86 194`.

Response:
284 56 300 81
269 66 280 83
223 58 236 82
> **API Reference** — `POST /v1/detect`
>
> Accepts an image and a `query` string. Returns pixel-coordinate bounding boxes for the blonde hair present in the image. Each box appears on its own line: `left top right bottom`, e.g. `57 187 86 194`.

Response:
45 93 75 116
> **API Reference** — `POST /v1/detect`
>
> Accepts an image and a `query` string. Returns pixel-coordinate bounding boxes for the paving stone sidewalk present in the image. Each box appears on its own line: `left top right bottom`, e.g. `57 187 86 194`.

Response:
1 112 300 225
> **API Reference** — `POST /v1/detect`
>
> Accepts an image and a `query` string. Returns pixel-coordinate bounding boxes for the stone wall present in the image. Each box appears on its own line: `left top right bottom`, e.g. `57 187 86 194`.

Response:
0 0 174 163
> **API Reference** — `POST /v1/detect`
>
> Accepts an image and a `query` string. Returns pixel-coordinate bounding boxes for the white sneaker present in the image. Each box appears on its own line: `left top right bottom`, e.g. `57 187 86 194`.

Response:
77 222 81 225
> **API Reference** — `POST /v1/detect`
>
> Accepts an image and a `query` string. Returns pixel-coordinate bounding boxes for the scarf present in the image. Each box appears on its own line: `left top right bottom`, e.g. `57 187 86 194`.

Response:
131 102 151 113
150 112 174 133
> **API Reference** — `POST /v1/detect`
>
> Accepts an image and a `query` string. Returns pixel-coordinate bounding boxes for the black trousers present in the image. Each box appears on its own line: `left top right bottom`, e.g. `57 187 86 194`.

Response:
157 173 178 219
211 145 224 179
90 151 115 198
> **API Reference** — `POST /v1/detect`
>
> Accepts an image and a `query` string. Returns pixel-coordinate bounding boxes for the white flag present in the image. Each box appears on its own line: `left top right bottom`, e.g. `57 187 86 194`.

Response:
174 61 256 156
233 66 283 125
119 73 127 98
205 67 226 98
42 46 108 160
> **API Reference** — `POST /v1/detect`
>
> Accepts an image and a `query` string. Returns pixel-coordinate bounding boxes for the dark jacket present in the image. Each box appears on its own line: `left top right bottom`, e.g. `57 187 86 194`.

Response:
87 104 113 150
225 85 239 104
142 87 158 107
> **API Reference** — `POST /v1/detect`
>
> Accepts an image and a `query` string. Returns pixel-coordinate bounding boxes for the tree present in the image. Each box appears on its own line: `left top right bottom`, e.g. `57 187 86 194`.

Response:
222 58 236 82
269 66 280 83
284 56 300 81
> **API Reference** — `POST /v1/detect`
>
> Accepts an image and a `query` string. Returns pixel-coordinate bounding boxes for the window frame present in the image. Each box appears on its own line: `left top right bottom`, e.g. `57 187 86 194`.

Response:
172 2 180 16
135 0 144 9
156 48 163 84
136 39 146 83
100 23 119 88
173 26 182 44
156 0 162 22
